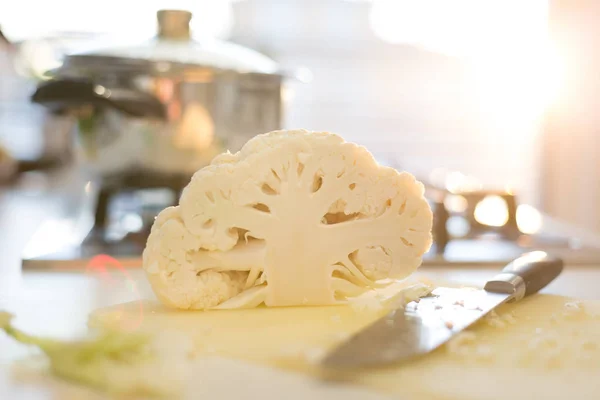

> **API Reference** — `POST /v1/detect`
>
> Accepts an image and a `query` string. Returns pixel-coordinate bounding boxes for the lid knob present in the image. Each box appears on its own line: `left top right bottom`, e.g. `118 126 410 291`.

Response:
157 9 192 40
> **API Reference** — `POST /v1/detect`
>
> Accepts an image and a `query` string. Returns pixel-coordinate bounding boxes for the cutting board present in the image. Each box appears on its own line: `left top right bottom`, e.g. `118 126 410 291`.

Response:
89 284 600 400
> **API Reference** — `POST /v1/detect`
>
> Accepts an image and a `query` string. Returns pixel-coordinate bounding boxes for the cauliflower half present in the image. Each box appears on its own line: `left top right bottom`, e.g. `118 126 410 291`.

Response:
142 130 433 309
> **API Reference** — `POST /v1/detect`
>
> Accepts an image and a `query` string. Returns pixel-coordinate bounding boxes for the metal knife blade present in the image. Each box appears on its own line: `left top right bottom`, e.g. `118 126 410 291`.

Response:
320 251 564 368
321 287 510 368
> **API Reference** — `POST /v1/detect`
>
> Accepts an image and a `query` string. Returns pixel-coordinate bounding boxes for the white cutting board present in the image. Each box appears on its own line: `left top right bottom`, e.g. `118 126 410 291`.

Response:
88 290 600 400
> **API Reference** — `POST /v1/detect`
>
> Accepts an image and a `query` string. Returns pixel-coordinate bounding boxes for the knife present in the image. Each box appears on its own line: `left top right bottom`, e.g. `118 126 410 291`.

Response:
320 251 563 368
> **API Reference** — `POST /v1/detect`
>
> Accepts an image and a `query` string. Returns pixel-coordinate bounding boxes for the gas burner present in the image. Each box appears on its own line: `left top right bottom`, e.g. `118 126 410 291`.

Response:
20 168 193 269
92 169 191 241
427 186 521 256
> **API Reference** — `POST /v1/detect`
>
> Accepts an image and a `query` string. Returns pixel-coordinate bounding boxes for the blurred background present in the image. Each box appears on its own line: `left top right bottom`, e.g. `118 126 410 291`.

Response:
1 0 599 271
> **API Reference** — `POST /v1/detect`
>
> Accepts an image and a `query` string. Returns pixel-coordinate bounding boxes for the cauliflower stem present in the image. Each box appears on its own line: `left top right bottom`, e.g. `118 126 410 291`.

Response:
0 311 172 398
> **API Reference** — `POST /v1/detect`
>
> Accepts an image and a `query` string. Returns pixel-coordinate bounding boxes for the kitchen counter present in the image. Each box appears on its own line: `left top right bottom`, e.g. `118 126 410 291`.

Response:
1 265 599 400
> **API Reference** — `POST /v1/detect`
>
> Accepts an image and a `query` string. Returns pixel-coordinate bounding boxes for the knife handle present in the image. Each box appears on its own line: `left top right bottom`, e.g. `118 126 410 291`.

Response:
483 251 563 302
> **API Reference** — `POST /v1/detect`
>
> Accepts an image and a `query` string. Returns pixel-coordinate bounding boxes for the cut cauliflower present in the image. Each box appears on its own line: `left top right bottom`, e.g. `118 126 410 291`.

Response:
142 130 433 309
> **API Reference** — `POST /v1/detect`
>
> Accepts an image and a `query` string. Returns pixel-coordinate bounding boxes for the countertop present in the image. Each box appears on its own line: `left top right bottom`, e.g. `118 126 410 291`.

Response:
1 265 599 400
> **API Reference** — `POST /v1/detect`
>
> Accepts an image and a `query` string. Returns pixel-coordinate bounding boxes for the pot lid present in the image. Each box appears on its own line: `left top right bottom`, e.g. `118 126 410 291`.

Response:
60 10 282 76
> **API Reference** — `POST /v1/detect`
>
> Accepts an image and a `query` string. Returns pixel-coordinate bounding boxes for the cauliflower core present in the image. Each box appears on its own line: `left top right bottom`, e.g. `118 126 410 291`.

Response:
142 130 433 309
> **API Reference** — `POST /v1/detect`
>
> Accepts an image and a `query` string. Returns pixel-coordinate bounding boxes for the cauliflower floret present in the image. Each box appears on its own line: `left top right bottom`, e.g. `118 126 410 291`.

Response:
143 129 433 309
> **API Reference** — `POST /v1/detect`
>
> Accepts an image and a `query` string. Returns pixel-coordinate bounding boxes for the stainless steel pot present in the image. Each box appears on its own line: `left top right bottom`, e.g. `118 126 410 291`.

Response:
31 9 304 177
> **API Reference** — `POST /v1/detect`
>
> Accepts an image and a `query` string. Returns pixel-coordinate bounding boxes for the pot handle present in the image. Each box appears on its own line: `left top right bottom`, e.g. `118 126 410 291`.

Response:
31 79 167 120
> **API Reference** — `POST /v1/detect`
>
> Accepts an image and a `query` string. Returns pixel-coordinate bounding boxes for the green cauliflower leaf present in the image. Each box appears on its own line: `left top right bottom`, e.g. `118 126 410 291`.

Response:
0 311 184 398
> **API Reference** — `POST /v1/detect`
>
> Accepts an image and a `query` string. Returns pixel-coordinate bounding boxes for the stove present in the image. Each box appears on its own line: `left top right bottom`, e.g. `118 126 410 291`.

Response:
20 170 600 269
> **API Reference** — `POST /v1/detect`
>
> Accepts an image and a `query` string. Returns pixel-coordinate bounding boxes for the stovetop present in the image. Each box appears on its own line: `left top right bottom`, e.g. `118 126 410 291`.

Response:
20 171 600 269
21 228 600 269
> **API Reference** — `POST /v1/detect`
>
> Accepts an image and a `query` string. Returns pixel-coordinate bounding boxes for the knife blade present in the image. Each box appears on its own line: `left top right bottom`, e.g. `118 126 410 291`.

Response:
320 251 563 368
